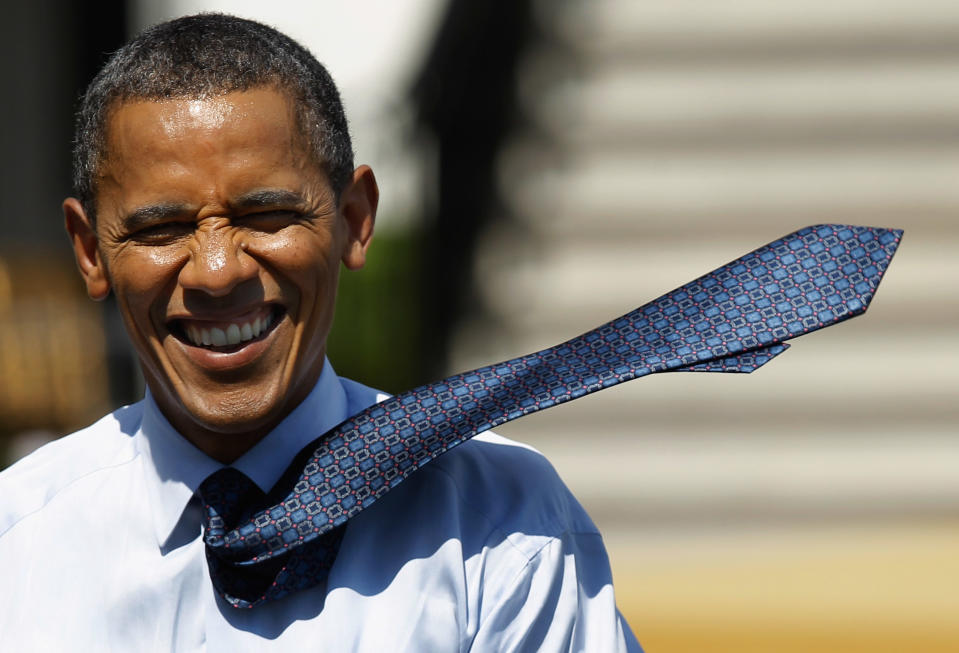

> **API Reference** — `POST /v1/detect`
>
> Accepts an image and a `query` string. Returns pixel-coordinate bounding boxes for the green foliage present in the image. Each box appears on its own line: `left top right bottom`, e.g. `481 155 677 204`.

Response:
327 226 426 394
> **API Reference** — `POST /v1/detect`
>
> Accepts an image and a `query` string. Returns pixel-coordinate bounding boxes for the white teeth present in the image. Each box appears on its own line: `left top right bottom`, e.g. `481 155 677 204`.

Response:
210 327 227 346
182 310 275 348
226 324 242 345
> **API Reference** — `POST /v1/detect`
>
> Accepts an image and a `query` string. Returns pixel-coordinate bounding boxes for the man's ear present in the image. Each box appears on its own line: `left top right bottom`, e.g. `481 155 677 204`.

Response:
64 197 111 301
339 165 378 271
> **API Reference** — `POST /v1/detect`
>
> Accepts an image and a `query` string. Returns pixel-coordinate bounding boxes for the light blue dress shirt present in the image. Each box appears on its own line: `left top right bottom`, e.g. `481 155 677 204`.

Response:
0 359 641 651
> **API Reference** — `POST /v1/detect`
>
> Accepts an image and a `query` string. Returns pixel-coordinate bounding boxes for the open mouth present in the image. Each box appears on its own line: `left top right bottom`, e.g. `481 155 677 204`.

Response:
169 306 283 353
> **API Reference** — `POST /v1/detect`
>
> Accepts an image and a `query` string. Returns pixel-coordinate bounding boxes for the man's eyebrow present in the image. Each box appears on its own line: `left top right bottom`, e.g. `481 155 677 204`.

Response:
232 189 308 210
122 202 191 231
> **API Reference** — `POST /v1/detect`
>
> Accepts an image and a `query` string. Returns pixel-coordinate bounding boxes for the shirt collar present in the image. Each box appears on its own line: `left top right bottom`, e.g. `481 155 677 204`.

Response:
135 357 349 549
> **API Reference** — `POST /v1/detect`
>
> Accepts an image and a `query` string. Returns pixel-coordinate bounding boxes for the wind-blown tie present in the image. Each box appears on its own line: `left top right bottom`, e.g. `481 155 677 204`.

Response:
199 223 903 608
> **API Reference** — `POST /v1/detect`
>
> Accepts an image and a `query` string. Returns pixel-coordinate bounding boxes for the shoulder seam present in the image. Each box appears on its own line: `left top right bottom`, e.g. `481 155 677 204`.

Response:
461 534 559 653
464 533 602 653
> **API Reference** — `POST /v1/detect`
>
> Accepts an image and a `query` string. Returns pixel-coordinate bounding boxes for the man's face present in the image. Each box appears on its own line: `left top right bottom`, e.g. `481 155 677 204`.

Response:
65 87 375 461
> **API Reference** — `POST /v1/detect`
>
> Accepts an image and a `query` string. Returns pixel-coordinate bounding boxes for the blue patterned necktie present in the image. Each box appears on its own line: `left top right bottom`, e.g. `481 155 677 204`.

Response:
199 223 902 608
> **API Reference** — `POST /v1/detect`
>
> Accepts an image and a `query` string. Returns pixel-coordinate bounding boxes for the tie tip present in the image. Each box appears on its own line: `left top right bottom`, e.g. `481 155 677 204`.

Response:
798 224 903 312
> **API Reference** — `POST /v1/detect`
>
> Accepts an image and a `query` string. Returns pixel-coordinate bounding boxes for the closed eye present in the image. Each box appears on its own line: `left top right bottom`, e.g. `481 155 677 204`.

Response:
236 210 302 232
128 221 194 243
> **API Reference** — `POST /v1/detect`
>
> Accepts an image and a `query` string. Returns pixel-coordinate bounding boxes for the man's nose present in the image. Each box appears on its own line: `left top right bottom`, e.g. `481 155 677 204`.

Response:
178 228 257 296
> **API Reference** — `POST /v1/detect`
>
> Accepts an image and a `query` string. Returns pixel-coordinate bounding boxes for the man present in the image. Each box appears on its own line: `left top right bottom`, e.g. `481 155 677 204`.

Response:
0 14 640 651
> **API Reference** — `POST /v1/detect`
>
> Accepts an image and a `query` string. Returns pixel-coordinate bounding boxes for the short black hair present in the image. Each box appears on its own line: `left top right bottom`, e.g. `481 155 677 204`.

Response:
72 13 354 221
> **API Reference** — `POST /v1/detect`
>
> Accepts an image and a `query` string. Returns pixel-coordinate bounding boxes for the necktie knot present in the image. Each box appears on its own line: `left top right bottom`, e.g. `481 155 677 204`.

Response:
198 467 345 608
197 467 265 551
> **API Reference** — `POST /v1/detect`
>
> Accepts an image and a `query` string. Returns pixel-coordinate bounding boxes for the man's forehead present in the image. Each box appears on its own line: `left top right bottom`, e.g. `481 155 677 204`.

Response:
165 96 237 131
98 89 319 177
92 88 332 214
103 87 303 147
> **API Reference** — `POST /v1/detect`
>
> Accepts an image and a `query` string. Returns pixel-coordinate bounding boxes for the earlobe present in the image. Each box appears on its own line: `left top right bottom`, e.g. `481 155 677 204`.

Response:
63 197 111 301
339 165 378 270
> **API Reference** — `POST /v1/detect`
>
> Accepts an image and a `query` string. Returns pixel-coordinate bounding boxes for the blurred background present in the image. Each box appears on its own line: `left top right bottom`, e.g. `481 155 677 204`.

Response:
2 1 957 650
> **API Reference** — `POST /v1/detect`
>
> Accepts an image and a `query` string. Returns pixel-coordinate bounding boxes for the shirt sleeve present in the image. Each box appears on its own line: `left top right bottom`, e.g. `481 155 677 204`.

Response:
467 530 643 653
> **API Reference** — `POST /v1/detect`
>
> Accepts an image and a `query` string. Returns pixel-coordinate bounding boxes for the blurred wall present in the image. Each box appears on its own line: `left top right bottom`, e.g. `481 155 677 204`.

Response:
0 1 130 461
448 1 959 651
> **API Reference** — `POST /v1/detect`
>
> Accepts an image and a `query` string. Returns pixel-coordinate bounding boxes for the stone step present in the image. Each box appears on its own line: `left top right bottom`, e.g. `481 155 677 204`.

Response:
546 0 959 57
507 427 959 528
519 57 959 151
490 389 957 441
501 146 959 226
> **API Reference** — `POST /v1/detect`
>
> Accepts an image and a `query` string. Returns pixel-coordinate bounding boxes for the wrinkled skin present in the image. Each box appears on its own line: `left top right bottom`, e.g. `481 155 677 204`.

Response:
65 87 378 462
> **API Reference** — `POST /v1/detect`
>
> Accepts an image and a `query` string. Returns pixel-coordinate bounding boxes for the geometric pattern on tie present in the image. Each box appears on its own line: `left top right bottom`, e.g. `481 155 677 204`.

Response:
200 223 903 608
198 468 345 605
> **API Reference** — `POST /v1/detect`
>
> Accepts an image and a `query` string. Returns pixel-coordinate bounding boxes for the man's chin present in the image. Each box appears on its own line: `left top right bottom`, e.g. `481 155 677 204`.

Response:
181 419 277 464
160 388 289 462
